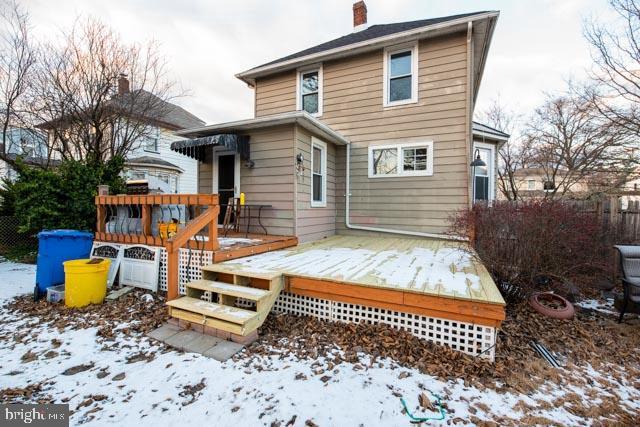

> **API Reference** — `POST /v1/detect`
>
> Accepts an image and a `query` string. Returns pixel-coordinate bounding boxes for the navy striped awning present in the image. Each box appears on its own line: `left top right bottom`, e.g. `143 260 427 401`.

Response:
170 134 250 161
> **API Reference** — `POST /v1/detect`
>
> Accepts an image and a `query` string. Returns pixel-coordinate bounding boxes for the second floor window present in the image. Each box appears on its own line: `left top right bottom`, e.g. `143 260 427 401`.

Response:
144 128 159 152
298 67 322 116
384 43 418 107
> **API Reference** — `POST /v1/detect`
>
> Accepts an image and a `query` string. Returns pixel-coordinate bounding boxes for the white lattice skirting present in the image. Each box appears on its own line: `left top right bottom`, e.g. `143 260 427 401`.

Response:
156 248 497 360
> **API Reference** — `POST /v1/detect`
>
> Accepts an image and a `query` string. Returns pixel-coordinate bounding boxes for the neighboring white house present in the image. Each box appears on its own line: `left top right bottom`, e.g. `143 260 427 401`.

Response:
116 75 205 193
124 126 202 194
27 75 204 194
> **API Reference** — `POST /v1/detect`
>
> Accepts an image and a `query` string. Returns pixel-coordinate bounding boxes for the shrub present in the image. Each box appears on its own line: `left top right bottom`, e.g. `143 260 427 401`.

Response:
1 157 125 234
449 200 611 301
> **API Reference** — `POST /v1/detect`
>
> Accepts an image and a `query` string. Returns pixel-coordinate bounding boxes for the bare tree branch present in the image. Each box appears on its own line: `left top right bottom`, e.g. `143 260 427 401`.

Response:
0 0 36 167
28 17 180 163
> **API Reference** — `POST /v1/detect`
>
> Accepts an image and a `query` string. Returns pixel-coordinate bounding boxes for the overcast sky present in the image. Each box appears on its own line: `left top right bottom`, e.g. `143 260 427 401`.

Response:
25 0 616 125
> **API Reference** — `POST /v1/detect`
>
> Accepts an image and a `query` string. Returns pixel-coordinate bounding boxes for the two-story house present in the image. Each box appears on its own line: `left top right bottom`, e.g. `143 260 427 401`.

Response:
37 75 205 194
171 3 507 242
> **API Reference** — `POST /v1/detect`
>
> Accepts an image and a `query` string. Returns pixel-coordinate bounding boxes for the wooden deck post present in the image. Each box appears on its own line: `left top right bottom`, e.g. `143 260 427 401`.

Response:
96 196 106 239
141 204 152 237
209 205 220 251
167 245 179 301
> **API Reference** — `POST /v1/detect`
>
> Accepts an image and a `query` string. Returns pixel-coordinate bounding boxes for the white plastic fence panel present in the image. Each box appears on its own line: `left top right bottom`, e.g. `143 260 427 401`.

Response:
90 242 123 288
119 245 161 292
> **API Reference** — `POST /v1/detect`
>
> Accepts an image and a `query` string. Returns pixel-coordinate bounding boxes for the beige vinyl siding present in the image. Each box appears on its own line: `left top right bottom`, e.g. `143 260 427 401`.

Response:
255 71 297 117
254 32 470 236
198 125 296 236
295 125 336 243
198 149 213 194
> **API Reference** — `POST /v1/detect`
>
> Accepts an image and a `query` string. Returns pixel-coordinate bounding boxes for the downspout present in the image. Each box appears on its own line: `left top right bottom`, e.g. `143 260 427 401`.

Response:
465 21 474 208
344 141 467 242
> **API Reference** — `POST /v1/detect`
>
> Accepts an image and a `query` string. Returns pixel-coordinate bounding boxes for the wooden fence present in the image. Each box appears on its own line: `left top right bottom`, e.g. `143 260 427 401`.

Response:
568 195 640 244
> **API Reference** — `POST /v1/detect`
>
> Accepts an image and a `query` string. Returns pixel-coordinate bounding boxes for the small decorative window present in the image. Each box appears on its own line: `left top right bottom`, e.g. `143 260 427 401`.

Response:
311 137 327 207
369 142 433 178
383 43 418 107
528 180 535 190
297 66 322 116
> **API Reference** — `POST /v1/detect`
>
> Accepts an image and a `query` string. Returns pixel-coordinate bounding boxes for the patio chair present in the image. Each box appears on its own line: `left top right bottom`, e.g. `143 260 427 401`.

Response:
614 245 640 323
222 197 241 237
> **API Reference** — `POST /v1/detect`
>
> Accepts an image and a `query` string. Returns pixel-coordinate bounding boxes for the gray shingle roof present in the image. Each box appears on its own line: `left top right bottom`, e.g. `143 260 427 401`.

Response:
250 11 490 71
114 90 205 130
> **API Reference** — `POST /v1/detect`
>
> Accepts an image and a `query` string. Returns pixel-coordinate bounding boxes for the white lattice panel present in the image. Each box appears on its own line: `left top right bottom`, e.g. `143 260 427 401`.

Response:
272 292 496 360
159 248 167 291
273 292 332 320
158 247 213 295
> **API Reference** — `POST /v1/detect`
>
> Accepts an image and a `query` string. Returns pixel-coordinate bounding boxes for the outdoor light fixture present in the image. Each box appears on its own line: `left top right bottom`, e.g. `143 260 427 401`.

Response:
243 159 255 169
470 148 486 203
470 149 486 168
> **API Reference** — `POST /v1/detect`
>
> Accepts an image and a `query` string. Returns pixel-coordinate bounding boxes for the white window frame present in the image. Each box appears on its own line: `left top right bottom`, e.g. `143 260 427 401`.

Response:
473 142 495 202
310 137 327 207
144 127 160 153
383 42 419 108
368 141 433 178
527 179 535 190
296 64 323 117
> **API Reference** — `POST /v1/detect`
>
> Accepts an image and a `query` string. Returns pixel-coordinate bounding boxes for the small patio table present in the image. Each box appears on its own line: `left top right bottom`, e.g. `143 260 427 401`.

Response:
240 204 272 237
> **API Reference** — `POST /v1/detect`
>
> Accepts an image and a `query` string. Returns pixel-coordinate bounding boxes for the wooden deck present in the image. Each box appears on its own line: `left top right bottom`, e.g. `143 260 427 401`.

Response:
204 235 506 327
212 233 298 263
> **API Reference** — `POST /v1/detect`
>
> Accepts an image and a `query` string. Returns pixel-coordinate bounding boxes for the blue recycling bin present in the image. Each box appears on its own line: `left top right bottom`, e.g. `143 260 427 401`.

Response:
35 230 94 297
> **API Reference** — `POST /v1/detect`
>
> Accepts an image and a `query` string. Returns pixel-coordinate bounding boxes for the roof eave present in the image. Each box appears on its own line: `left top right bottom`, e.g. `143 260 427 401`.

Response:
125 160 184 173
175 111 350 146
473 129 509 143
472 14 499 103
235 11 500 86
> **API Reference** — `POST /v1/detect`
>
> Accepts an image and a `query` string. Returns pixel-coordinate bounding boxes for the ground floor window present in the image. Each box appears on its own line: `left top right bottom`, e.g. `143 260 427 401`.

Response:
368 141 433 178
311 137 327 207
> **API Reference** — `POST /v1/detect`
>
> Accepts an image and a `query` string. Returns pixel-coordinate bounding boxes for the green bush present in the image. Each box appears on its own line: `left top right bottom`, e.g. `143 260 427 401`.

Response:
0 157 125 234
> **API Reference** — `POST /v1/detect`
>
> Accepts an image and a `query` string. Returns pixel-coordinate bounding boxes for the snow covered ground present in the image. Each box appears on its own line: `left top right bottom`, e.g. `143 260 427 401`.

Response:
0 260 639 425
0 258 36 300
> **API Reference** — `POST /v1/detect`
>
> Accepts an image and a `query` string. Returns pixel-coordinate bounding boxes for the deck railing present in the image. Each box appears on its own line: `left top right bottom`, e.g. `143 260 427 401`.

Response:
95 194 220 300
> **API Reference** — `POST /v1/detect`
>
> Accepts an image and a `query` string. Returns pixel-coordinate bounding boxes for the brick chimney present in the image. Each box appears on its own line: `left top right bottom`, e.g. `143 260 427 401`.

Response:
353 1 367 31
117 73 130 96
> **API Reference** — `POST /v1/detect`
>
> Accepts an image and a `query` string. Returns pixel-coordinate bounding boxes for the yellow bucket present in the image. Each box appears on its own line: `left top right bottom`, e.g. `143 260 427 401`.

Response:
63 258 111 308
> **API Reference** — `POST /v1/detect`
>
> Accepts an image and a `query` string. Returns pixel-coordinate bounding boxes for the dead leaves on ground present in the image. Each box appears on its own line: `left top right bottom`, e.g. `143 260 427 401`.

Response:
4 290 169 337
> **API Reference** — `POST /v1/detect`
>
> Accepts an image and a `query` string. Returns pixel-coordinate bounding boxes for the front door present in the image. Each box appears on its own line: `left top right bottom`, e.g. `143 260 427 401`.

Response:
217 154 236 224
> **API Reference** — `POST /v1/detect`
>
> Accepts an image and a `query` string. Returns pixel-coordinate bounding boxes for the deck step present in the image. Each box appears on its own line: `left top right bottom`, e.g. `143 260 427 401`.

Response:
201 263 284 281
166 297 257 325
186 279 270 302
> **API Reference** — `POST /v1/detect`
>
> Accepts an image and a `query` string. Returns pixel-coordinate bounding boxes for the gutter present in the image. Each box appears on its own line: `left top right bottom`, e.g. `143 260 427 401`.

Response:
344 141 468 242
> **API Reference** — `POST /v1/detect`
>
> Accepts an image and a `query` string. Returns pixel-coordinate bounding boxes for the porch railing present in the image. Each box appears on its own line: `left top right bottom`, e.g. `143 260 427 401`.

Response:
95 194 220 300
